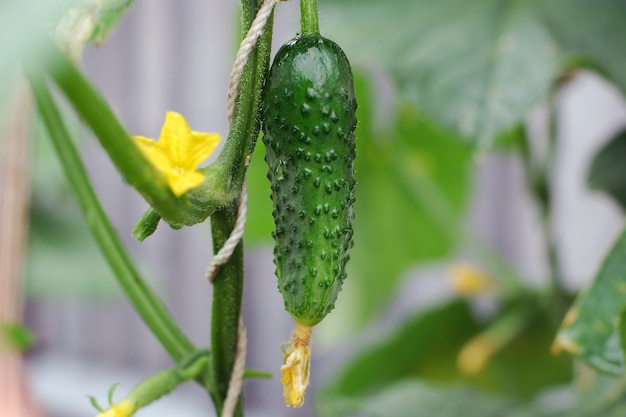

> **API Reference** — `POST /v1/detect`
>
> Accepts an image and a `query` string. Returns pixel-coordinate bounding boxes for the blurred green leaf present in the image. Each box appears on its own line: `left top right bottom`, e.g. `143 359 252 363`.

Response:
587 129 626 211
1 323 36 351
244 138 274 243
319 379 521 417
537 0 626 93
349 77 471 321
323 298 571 404
0 1 64 82
322 300 481 399
556 227 626 374
476 302 572 400
321 0 560 147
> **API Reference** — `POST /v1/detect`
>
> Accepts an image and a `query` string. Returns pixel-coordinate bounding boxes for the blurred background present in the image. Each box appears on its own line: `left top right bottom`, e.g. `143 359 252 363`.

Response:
2 1 626 416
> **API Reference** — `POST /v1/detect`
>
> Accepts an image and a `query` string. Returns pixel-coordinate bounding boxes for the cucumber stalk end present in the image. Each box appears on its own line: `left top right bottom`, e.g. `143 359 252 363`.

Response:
299 0 319 35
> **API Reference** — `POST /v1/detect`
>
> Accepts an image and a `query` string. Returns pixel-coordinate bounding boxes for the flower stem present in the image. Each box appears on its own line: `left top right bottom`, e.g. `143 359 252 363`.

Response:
300 0 320 36
519 96 567 319
43 45 227 229
28 71 198 364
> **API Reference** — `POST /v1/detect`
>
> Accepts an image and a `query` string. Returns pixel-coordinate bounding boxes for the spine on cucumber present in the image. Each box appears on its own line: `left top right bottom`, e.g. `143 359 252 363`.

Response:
262 34 357 327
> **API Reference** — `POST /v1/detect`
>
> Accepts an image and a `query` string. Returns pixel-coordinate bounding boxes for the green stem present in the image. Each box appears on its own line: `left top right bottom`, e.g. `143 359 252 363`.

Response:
209 207 245 416
300 0 320 35
208 0 274 414
215 5 273 195
519 98 567 317
28 71 197 364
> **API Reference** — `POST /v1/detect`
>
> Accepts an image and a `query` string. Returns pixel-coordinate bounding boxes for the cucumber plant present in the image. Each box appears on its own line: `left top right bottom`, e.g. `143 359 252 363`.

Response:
261 0 357 407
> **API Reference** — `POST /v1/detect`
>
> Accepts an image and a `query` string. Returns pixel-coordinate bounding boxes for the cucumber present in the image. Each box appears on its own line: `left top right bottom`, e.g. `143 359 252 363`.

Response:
262 34 357 327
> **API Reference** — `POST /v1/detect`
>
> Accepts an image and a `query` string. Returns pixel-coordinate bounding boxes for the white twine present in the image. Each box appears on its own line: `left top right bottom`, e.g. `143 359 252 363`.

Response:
220 316 247 417
207 1 280 416
205 182 248 283
226 0 280 123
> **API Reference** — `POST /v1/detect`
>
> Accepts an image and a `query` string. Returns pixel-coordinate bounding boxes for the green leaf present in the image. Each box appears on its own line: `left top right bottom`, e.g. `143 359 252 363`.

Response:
244 138 274 243
321 0 560 147
322 300 481 399
348 77 471 322
556 226 626 374
587 129 626 211
319 379 520 417
475 302 572 400
537 0 626 94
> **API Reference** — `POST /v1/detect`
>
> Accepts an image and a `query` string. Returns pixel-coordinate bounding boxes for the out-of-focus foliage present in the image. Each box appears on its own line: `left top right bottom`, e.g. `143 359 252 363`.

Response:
537 0 626 94
322 301 481 398
587 129 626 211
320 0 560 147
555 229 626 374
318 379 520 417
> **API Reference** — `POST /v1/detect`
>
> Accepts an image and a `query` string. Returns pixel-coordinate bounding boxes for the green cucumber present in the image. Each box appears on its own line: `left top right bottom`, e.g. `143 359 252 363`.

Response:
262 34 357 327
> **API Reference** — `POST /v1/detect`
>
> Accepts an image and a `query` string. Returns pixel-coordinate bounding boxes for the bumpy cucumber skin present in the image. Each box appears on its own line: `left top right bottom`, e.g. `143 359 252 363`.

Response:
262 35 357 326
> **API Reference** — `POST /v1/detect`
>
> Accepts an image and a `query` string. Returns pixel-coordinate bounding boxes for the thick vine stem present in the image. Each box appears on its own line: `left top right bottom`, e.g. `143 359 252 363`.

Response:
214 0 274 196
208 0 275 414
300 0 319 35
209 207 245 416
28 71 199 366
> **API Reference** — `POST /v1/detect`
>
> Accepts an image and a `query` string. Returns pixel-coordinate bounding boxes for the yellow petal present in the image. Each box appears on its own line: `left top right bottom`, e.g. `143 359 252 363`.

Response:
165 170 206 197
132 135 156 147
137 142 175 172
186 131 221 170
96 400 135 417
158 111 193 165
132 112 221 196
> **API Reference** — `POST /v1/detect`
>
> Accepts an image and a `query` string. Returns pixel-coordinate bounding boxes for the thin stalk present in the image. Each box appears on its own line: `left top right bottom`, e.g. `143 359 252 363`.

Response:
300 0 319 35
519 96 567 317
28 72 198 364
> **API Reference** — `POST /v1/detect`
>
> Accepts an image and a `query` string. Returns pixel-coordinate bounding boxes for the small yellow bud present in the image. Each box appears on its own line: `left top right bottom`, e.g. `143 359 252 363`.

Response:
457 334 496 375
449 263 492 296
96 400 135 417
280 323 312 407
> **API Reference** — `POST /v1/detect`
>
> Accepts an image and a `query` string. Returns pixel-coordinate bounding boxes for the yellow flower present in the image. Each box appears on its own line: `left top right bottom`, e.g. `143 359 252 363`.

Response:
280 323 312 407
96 400 135 417
133 111 221 196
